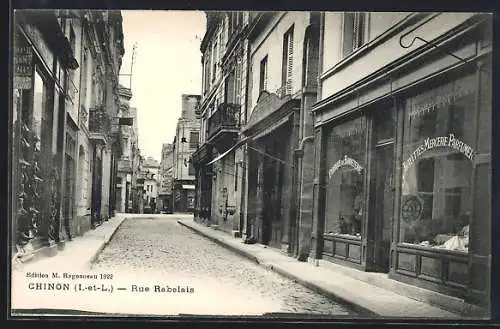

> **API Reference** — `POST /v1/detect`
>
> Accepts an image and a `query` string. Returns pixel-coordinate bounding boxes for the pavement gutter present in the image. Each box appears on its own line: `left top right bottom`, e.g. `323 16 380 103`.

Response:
177 220 378 317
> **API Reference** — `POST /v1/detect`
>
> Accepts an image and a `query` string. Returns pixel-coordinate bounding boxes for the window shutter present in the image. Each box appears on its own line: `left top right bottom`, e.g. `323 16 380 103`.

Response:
264 59 268 91
286 30 294 95
353 13 360 50
235 59 241 105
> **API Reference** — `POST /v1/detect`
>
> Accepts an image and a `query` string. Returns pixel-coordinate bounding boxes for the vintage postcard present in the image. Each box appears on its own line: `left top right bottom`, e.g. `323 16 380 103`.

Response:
9 9 492 320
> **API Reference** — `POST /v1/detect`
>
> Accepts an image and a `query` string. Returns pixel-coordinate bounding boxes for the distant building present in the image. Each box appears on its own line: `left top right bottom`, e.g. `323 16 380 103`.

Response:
141 156 160 213
172 94 201 212
158 143 174 213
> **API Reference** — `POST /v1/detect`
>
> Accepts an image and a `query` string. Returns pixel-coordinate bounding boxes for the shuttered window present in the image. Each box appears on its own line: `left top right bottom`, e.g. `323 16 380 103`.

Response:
235 59 242 106
259 55 268 92
282 25 294 96
342 12 366 58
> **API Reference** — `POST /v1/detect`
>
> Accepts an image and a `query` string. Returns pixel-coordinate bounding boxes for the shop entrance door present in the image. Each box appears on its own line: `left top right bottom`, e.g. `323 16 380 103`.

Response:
369 142 394 272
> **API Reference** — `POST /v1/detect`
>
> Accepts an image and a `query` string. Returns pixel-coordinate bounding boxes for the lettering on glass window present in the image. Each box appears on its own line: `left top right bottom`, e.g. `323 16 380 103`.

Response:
399 74 477 253
324 117 367 239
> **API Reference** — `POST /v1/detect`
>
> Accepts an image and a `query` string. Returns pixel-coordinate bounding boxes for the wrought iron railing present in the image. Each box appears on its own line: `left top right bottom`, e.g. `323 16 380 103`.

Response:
207 103 241 140
88 106 111 134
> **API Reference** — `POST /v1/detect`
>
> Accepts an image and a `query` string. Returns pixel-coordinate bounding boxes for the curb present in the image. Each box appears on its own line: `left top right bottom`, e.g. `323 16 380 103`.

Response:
177 220 377 317
177 220 260 264
84 216 128 269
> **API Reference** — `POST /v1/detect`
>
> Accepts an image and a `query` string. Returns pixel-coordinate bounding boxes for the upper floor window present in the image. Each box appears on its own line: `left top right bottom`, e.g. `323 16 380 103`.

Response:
225 70 236 104
189 131 199 149
69 24 76 54
342 12 367 58
259 55 268 92
228 11 244 37
212 42 217 82
204 53 211 94
282 25 294 95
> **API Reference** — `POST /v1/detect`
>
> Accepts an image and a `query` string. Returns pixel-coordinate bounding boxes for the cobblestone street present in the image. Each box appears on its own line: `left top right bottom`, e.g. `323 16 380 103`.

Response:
91 215 354 316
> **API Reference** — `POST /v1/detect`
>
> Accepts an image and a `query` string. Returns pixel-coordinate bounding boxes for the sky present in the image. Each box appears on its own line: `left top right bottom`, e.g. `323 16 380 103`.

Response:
119 10 206 162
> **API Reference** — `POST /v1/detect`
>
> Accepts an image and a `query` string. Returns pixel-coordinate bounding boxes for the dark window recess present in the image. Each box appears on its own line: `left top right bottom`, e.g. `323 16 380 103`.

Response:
259 56 268 92
212 42 217 82
225 70 236 104
188 162 196 176
189 131 199 149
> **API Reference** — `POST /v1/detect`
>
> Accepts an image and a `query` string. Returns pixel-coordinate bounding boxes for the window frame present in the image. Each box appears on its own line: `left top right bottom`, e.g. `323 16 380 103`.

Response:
341 12 368 59
281 25 295 94
259 55 268 93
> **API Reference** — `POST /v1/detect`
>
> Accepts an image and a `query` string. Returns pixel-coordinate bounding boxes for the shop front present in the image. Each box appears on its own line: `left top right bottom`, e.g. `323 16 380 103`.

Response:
312 26 491 309
243 91 300 252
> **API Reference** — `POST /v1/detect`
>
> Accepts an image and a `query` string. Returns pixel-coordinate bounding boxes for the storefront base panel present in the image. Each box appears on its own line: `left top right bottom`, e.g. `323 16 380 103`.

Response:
322 235 363 266
386 271 490 317
322 254 364 271
389 269 467 300
393 245 469 294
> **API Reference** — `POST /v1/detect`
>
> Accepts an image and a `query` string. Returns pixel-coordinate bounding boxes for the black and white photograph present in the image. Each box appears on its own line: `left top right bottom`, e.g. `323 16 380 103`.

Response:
9 9 493 320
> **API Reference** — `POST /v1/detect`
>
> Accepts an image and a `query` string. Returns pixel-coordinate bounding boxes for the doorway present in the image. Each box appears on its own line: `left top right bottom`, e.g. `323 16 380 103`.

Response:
369 143 394 272
368 105 395 272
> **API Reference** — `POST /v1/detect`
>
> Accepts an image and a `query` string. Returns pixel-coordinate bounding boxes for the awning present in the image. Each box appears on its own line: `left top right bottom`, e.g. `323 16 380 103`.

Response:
182 185 195 190
206 137 250 166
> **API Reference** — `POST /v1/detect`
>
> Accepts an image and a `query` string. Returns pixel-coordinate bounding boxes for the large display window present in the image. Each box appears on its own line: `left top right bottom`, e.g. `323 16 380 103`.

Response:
324 116 367 239
399 73 477 253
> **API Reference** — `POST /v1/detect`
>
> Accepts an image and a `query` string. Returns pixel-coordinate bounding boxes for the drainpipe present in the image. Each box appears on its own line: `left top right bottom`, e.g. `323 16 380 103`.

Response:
294 135 314 261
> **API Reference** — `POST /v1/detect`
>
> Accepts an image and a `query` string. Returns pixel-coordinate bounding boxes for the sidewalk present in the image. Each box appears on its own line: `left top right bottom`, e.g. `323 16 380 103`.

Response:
178 219 476 319
12 214 128 273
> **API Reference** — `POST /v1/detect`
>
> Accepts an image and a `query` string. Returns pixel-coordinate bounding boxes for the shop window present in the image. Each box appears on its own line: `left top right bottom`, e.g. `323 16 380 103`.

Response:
324 116 367 239
399 73 477 253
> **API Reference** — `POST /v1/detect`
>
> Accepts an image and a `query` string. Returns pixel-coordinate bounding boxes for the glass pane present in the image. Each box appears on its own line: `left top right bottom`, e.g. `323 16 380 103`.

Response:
374 105 395 142
33 70 44 139
478 67 492 154
399 74 476 253
324 117 366 239
471 162 491 255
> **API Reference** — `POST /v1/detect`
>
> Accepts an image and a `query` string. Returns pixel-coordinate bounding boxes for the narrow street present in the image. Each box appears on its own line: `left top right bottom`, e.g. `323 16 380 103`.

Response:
91 215 354 316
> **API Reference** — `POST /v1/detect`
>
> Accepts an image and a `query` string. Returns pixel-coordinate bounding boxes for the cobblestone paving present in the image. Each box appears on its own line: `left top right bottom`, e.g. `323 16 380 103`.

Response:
92 216 354 316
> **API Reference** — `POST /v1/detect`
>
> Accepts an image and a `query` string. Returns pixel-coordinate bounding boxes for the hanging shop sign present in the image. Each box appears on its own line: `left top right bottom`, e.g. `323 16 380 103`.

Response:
402 133 475 183
14 37 33 90
328 155 363 180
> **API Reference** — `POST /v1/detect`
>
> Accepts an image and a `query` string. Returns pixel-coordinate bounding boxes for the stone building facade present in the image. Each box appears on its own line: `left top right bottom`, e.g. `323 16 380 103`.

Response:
158 143 174 213
189 11 492 314
311 12 491 313
191 12 249 235
11 9 125 262
172 94 201 213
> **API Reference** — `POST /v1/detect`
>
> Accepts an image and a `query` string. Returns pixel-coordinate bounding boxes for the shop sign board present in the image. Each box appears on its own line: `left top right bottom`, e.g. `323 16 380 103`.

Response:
14 36 33 90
